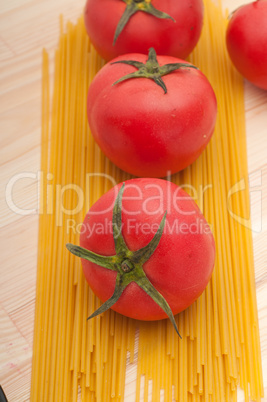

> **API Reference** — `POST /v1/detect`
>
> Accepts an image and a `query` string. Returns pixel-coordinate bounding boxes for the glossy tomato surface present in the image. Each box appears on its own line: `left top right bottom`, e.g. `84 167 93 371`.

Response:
87 53 217 178
226 1 267 90
84 0 204 61
80 179 215 321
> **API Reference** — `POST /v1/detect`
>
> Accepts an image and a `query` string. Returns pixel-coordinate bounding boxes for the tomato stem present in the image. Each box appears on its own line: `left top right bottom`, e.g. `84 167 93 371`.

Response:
121 260 135 273
111 47 198 94
113 0 175 45
66 183 181 337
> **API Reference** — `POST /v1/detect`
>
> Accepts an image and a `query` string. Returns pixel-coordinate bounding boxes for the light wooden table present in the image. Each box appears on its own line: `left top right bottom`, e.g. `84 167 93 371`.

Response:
0 1 266 401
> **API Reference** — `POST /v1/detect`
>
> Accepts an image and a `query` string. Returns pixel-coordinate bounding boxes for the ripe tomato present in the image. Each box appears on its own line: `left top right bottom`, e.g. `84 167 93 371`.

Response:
84 0 204 61
67 178 215 333
226 1 267 91
87 48 217 178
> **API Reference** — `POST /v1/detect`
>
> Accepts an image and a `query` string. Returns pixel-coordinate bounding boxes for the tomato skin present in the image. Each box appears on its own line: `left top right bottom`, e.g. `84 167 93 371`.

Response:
80 179 215 321
226 1 267 90
87 53 217 178
84 0 204 61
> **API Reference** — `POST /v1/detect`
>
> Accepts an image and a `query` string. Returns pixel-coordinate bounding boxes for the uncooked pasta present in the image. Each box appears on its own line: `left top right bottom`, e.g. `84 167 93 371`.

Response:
31 1 264 401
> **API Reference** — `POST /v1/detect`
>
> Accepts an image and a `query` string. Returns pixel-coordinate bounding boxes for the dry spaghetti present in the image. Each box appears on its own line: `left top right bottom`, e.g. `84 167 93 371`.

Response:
31 1 263 401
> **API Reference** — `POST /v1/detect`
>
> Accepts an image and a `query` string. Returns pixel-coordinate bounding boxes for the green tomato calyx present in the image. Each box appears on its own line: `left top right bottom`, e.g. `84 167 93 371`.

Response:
66 183 181 337
113 0 175 45
111 47 198 93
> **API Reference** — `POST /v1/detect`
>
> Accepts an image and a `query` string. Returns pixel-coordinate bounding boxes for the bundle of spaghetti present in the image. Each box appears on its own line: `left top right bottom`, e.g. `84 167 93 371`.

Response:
31 0 264 401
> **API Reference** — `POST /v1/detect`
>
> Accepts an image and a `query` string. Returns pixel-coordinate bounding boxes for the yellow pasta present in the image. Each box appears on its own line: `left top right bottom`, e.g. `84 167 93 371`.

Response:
31 0 264 401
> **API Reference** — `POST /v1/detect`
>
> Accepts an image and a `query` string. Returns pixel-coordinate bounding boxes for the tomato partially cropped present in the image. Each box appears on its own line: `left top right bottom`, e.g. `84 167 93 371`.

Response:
84 0 204 61
226 1 267 90
87 49 217 178
67 179 215 328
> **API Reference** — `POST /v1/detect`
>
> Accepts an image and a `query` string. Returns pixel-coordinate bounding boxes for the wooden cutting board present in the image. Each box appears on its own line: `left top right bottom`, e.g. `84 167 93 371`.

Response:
0 0 266 400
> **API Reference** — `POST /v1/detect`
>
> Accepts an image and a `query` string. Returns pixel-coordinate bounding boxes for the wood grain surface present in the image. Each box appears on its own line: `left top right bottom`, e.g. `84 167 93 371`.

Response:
0 1 266 401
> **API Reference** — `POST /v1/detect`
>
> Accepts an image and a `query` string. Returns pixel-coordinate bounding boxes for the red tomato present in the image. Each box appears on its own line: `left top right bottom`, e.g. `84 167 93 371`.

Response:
226 1 267 90
68 179 215 327
84 0 204 61
87 50 217 178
